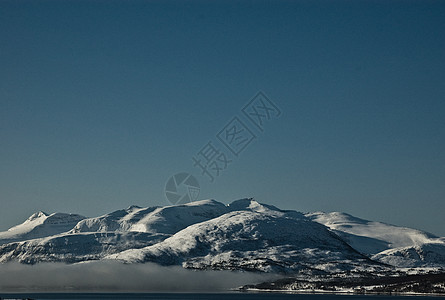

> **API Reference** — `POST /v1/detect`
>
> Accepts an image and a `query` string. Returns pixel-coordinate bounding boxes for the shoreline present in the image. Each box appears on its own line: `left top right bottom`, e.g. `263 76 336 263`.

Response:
240 288 445 297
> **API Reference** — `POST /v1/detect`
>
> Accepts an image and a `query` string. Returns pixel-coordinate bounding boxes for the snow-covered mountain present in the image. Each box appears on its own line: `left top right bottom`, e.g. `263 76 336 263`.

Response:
71 200 228 234
0 211 85 246
0 200 228 264
372 241 445 268
0 199 444 271
306 211 445 267
106 199 378 274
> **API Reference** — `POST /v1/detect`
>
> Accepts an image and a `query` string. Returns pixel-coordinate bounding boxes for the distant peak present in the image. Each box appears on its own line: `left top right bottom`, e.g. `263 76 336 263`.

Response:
228 198 256 207
186 199 221 205
27 211 48 221
228 198 282 213
126 205 142 210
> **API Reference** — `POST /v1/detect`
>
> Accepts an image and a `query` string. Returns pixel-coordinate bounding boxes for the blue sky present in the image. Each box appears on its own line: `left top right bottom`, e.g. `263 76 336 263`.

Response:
1 0 444 235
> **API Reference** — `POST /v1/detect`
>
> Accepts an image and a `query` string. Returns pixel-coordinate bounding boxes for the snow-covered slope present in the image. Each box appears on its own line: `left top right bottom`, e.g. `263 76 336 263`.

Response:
0 199 443 270
0 211 85 246
306 212 445 267
0 231 168 264
372 241 445 268
107 200 378 274
0 200 229 264
71 199 228 235
306 212 437 255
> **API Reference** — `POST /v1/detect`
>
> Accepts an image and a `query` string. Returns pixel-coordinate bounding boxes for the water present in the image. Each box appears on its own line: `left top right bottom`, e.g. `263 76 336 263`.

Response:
0 294 444 300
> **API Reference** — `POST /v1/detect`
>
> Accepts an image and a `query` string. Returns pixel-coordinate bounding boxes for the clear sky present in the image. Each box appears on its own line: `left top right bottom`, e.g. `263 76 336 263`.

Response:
1 0 444 235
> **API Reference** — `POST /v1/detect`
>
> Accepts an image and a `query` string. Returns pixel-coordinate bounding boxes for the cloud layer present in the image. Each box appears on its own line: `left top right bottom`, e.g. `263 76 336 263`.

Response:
0 261 276 292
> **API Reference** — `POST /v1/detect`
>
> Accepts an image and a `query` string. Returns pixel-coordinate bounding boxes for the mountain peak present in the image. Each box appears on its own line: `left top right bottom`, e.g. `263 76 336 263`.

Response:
26 211 48 222
228 198 258 209
126 205 142 211
1 200 444 270
228 198 281 213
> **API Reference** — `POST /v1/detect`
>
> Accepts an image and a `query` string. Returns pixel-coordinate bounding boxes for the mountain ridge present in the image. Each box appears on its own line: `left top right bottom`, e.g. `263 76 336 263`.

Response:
0 198 444 271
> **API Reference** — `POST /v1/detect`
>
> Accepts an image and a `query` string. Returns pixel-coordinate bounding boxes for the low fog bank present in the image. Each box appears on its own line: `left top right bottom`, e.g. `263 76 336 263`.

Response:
0 261 277 292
